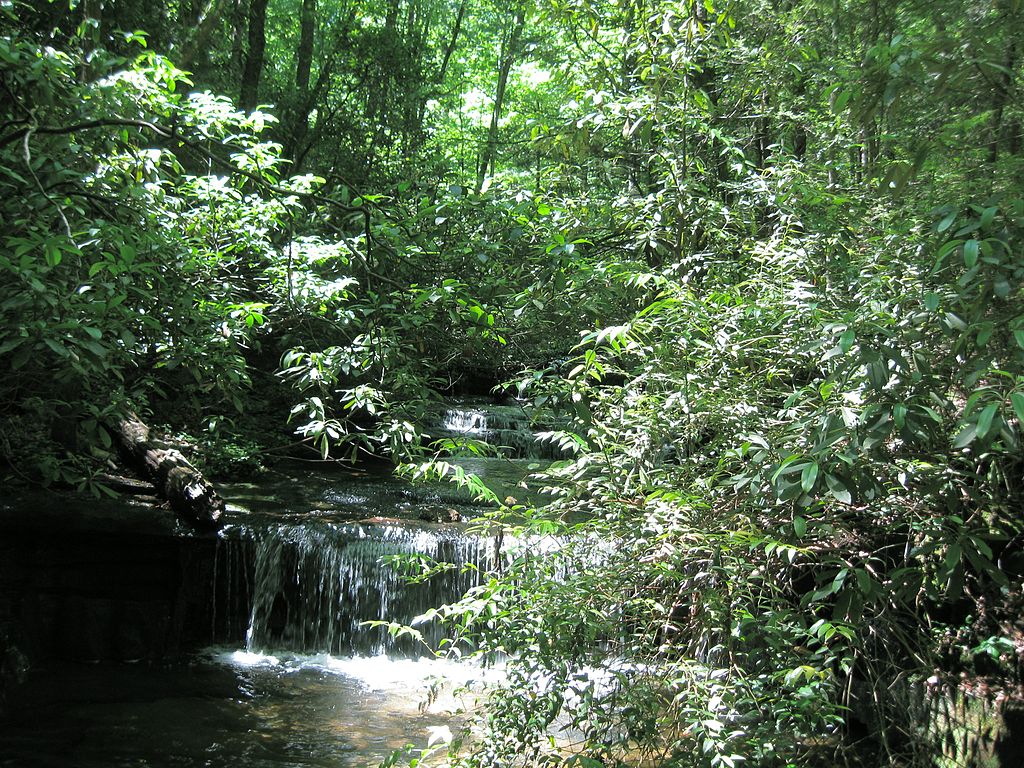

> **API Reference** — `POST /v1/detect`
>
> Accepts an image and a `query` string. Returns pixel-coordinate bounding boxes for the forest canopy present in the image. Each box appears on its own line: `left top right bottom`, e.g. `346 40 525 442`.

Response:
1 0 1022 765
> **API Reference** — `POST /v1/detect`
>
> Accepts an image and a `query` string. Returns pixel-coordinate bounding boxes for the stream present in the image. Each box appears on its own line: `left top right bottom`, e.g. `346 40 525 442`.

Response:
0 401 543 768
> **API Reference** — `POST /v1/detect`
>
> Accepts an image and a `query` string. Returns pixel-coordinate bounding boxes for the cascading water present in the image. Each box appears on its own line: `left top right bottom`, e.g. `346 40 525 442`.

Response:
232 520 497 657
0 420 547 767
442 408 490 435
438 399 566 459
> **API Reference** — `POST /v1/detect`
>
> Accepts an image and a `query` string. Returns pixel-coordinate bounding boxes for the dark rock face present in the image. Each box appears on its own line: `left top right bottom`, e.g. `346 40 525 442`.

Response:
0 627 29 717
0 493 219 669
995 703 1024 767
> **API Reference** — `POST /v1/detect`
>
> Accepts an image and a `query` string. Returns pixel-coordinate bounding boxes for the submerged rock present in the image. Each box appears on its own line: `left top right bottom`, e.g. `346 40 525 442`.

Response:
418 507 461 523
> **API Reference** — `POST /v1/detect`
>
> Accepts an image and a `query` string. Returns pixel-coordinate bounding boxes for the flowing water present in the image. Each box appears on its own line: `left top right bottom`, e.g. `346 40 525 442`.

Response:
434 399 567 460
0 403 545 768
0 648 501 768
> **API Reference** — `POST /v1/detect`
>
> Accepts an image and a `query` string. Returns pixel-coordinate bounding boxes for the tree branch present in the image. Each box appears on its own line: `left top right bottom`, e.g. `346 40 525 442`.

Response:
1 116 388 277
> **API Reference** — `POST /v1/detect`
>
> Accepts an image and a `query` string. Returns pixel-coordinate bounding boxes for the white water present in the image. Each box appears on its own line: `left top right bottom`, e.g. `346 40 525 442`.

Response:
229 520 496 658
442 408 490 435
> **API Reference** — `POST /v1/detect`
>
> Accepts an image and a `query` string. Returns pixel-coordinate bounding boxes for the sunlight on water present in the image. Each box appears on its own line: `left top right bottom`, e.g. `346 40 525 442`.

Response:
214 647 503 692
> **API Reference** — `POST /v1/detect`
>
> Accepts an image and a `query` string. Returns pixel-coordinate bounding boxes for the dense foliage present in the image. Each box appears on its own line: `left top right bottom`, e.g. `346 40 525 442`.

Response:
2 0 1022 766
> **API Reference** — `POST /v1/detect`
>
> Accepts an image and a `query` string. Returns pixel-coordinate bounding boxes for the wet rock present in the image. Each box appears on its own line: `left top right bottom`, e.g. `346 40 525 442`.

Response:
0 627 30 717
418 507 461 523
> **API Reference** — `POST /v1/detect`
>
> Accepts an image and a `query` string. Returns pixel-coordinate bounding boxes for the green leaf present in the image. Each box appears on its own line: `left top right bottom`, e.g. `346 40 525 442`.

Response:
0 337 25 356
953 422 977 449
924 293 940 311
43 338 68 358
893 404 907 428
78 340 107 358
832 89 851 114
976 322 994 346
1009 393 1024 424
771 455 804 483
800 462 819 493
44 243 62 267
825 474 852 504
976 403 998 441
936 211 957 233
935 239 963 266
963 239 979 268
793 515 807 537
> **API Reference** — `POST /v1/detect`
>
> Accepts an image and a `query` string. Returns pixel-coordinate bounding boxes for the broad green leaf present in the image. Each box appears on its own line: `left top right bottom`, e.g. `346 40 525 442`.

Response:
975 402 998 440
0 337 25 356
800 462 819 493
825 474 852 504
832 89 851 113
855 568 873 594
771 455 804 483
1009 392 1024 424
976 322 994 346
43 338 68 358
963 239 979 268
953 422 977 449
44 243 62 267
893 404 907 428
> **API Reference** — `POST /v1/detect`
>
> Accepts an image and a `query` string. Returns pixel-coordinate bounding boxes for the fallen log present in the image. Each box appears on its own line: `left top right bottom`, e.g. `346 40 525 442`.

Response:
110 414 224 530
94 472 157 496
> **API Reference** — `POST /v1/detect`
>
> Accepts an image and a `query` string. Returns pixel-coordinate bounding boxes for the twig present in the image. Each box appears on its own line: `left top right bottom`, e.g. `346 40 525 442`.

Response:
22 122 74 242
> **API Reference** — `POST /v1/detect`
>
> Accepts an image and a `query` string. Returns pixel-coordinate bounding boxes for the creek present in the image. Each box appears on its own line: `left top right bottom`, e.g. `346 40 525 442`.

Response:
0 401 543 767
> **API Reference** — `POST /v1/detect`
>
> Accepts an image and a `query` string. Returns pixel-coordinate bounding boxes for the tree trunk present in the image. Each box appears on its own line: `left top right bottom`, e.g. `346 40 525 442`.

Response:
178 0 233 73
285 0 317 161
988 37 1017 164
477 5 526 193
295 0 316 92
112 414 224 530
437 0 467 86
239 0 269 112
231 0 247 75
288 16 353 172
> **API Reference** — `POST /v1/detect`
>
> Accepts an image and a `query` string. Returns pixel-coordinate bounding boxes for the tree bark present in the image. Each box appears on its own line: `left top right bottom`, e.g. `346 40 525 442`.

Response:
295 0 316 92
239 0 269 112
476 5 526 193
988 37 1017 164
112 414 224 530
178 0 233 73
285 0 318 161
436 0 467 87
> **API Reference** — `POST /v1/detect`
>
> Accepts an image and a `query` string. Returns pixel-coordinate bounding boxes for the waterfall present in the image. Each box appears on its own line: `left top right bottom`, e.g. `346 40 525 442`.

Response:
442 408 490 435
438 400 566 459
215 520 497 658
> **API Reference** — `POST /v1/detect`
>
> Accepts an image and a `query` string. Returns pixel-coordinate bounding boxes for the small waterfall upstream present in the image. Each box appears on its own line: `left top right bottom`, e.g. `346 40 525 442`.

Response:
438 399 567 459
214 520 497 658
204 405 557 662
